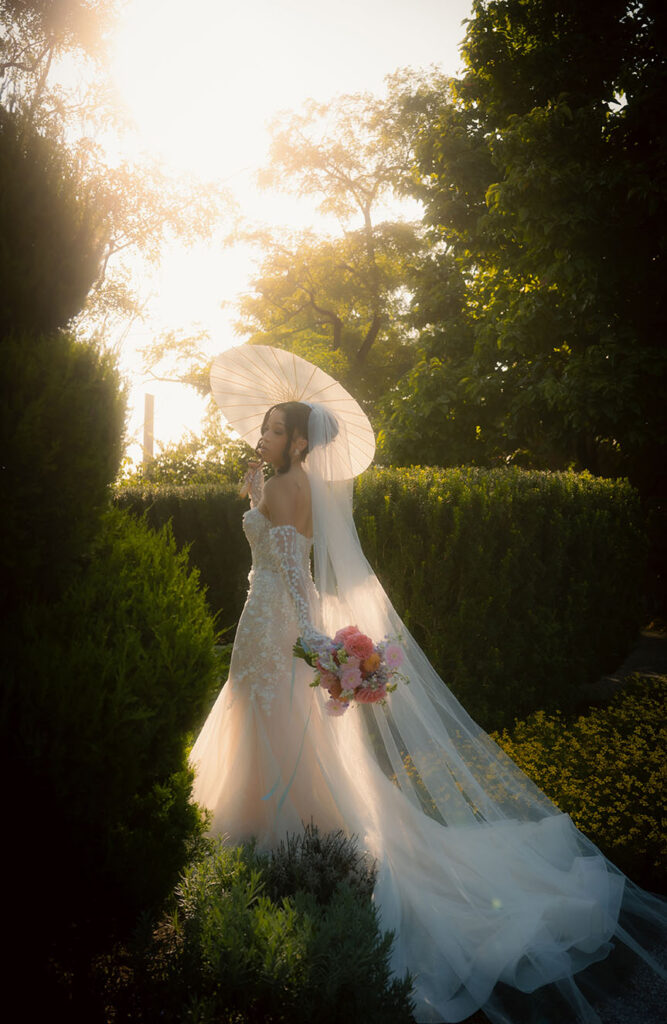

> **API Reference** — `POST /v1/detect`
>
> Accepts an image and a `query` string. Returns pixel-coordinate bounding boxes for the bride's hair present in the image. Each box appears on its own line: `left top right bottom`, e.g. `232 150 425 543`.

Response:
261 402 311 474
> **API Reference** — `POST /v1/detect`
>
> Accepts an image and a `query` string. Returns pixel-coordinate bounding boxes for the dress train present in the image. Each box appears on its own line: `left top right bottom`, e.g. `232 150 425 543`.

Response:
191 506 667 1023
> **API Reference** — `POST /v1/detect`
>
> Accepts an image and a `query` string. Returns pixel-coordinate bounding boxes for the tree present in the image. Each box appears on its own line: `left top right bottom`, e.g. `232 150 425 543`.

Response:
227 76 456 410
260 91 411 365
142 75 444 421
0 1 117 132
380 1 667 494
0 105 109 334
0 0 230 336
236 223 420 408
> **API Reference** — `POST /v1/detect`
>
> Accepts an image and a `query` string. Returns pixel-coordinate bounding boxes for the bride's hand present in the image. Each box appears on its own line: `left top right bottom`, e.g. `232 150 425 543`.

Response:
239 458 264 499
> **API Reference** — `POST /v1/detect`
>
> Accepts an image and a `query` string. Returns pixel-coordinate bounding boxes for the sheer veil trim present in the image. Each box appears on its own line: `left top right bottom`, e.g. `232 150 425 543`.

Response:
306 403 559 826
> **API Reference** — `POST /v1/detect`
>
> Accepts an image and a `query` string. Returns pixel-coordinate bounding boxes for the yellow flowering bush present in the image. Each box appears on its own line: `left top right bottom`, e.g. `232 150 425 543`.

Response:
491 674 666 892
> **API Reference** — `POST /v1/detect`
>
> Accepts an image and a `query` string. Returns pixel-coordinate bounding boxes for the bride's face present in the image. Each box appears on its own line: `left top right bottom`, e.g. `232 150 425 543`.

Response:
259 408 294 468
259 407 307 469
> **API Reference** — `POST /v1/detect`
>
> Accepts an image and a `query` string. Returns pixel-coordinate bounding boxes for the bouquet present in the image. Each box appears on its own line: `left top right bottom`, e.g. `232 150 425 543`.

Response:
294 625 406 716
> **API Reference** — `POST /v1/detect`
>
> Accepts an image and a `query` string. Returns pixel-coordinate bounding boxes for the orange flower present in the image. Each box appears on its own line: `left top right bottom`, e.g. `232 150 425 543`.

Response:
362 652 381 674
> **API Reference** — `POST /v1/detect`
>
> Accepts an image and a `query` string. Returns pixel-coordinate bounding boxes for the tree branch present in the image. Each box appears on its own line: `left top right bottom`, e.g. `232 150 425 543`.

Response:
355 312 383 364
300 287 343 349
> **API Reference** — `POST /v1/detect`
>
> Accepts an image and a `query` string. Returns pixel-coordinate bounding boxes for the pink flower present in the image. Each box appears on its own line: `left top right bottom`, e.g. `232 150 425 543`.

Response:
340 662 363 691
310 627 404 719
334 625 361 644
354 685 387 704
318 669 338 690
324 698 349 716
385 644 404 670
343 631 374 661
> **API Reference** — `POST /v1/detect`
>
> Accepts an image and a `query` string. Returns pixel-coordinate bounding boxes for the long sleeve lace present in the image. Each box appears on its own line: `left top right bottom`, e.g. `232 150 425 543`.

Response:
245 466 265 508
269 525 326 650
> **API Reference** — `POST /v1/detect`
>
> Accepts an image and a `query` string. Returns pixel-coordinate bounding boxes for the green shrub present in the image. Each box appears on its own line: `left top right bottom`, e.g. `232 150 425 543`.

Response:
114 483 250 633
491 675 666 892
355 466 646 730
0 329 125 612
0 107 108 336
116 467 645 731
120 422 251 487
4 507 219 961
106 828 414 1024
257 823 376 906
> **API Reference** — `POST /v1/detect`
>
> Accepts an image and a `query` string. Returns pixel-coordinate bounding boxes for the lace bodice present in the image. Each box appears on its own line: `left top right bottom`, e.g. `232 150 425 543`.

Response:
242 506 312 576
227 507 315 714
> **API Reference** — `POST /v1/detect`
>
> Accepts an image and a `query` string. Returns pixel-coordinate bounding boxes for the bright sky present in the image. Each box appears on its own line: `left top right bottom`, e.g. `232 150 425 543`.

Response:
108 0 473 462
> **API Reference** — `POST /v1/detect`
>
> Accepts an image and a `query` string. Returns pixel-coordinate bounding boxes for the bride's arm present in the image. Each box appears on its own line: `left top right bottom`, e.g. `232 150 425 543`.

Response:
262 477 327 651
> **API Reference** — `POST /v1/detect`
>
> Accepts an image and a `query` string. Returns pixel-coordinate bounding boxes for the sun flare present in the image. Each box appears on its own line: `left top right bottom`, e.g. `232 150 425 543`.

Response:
108 0 471 459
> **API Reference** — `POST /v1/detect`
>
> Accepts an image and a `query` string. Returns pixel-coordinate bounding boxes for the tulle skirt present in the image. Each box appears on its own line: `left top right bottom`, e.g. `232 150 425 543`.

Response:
191 656 667 1024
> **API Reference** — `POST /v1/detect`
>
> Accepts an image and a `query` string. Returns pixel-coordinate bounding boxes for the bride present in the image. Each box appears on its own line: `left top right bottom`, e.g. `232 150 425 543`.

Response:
191 349 666 1024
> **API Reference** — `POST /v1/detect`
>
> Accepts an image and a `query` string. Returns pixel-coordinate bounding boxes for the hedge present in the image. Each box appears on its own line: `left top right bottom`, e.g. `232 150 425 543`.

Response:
1 329 125 613
355 466 645 729
3 507 219 999
116 466 645 730
115 483 250 635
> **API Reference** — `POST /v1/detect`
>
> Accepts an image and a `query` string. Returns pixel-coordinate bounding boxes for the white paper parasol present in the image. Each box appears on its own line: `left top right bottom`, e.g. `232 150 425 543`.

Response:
209 344 375 478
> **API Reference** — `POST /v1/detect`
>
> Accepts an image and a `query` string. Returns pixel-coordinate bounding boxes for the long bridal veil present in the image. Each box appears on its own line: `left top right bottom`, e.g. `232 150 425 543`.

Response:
302 404 666 1024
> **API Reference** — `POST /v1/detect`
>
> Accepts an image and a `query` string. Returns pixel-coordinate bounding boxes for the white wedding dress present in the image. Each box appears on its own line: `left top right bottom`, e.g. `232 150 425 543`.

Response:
191 506 346 846
191 502 666 1024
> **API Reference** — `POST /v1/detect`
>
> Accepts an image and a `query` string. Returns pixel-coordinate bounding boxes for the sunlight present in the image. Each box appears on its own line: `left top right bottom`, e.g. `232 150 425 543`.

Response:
108 0 472 459
111 0 470 177
112 2 270 174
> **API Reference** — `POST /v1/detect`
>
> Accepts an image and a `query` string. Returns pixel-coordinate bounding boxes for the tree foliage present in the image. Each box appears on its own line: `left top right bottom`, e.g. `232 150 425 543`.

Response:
0 11 223 1008
260 82 423 229
0 0 230 335
121 406 252 487
231 78 450 409
1 326 125 610
4 507 218 1009
236 223 420 407
0 106 109 334
380 0 667 494
141 75 442 429
0 0 118 126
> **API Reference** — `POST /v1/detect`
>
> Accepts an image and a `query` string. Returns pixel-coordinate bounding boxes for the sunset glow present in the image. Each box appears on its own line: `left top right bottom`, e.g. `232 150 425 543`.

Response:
107 0 472 460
